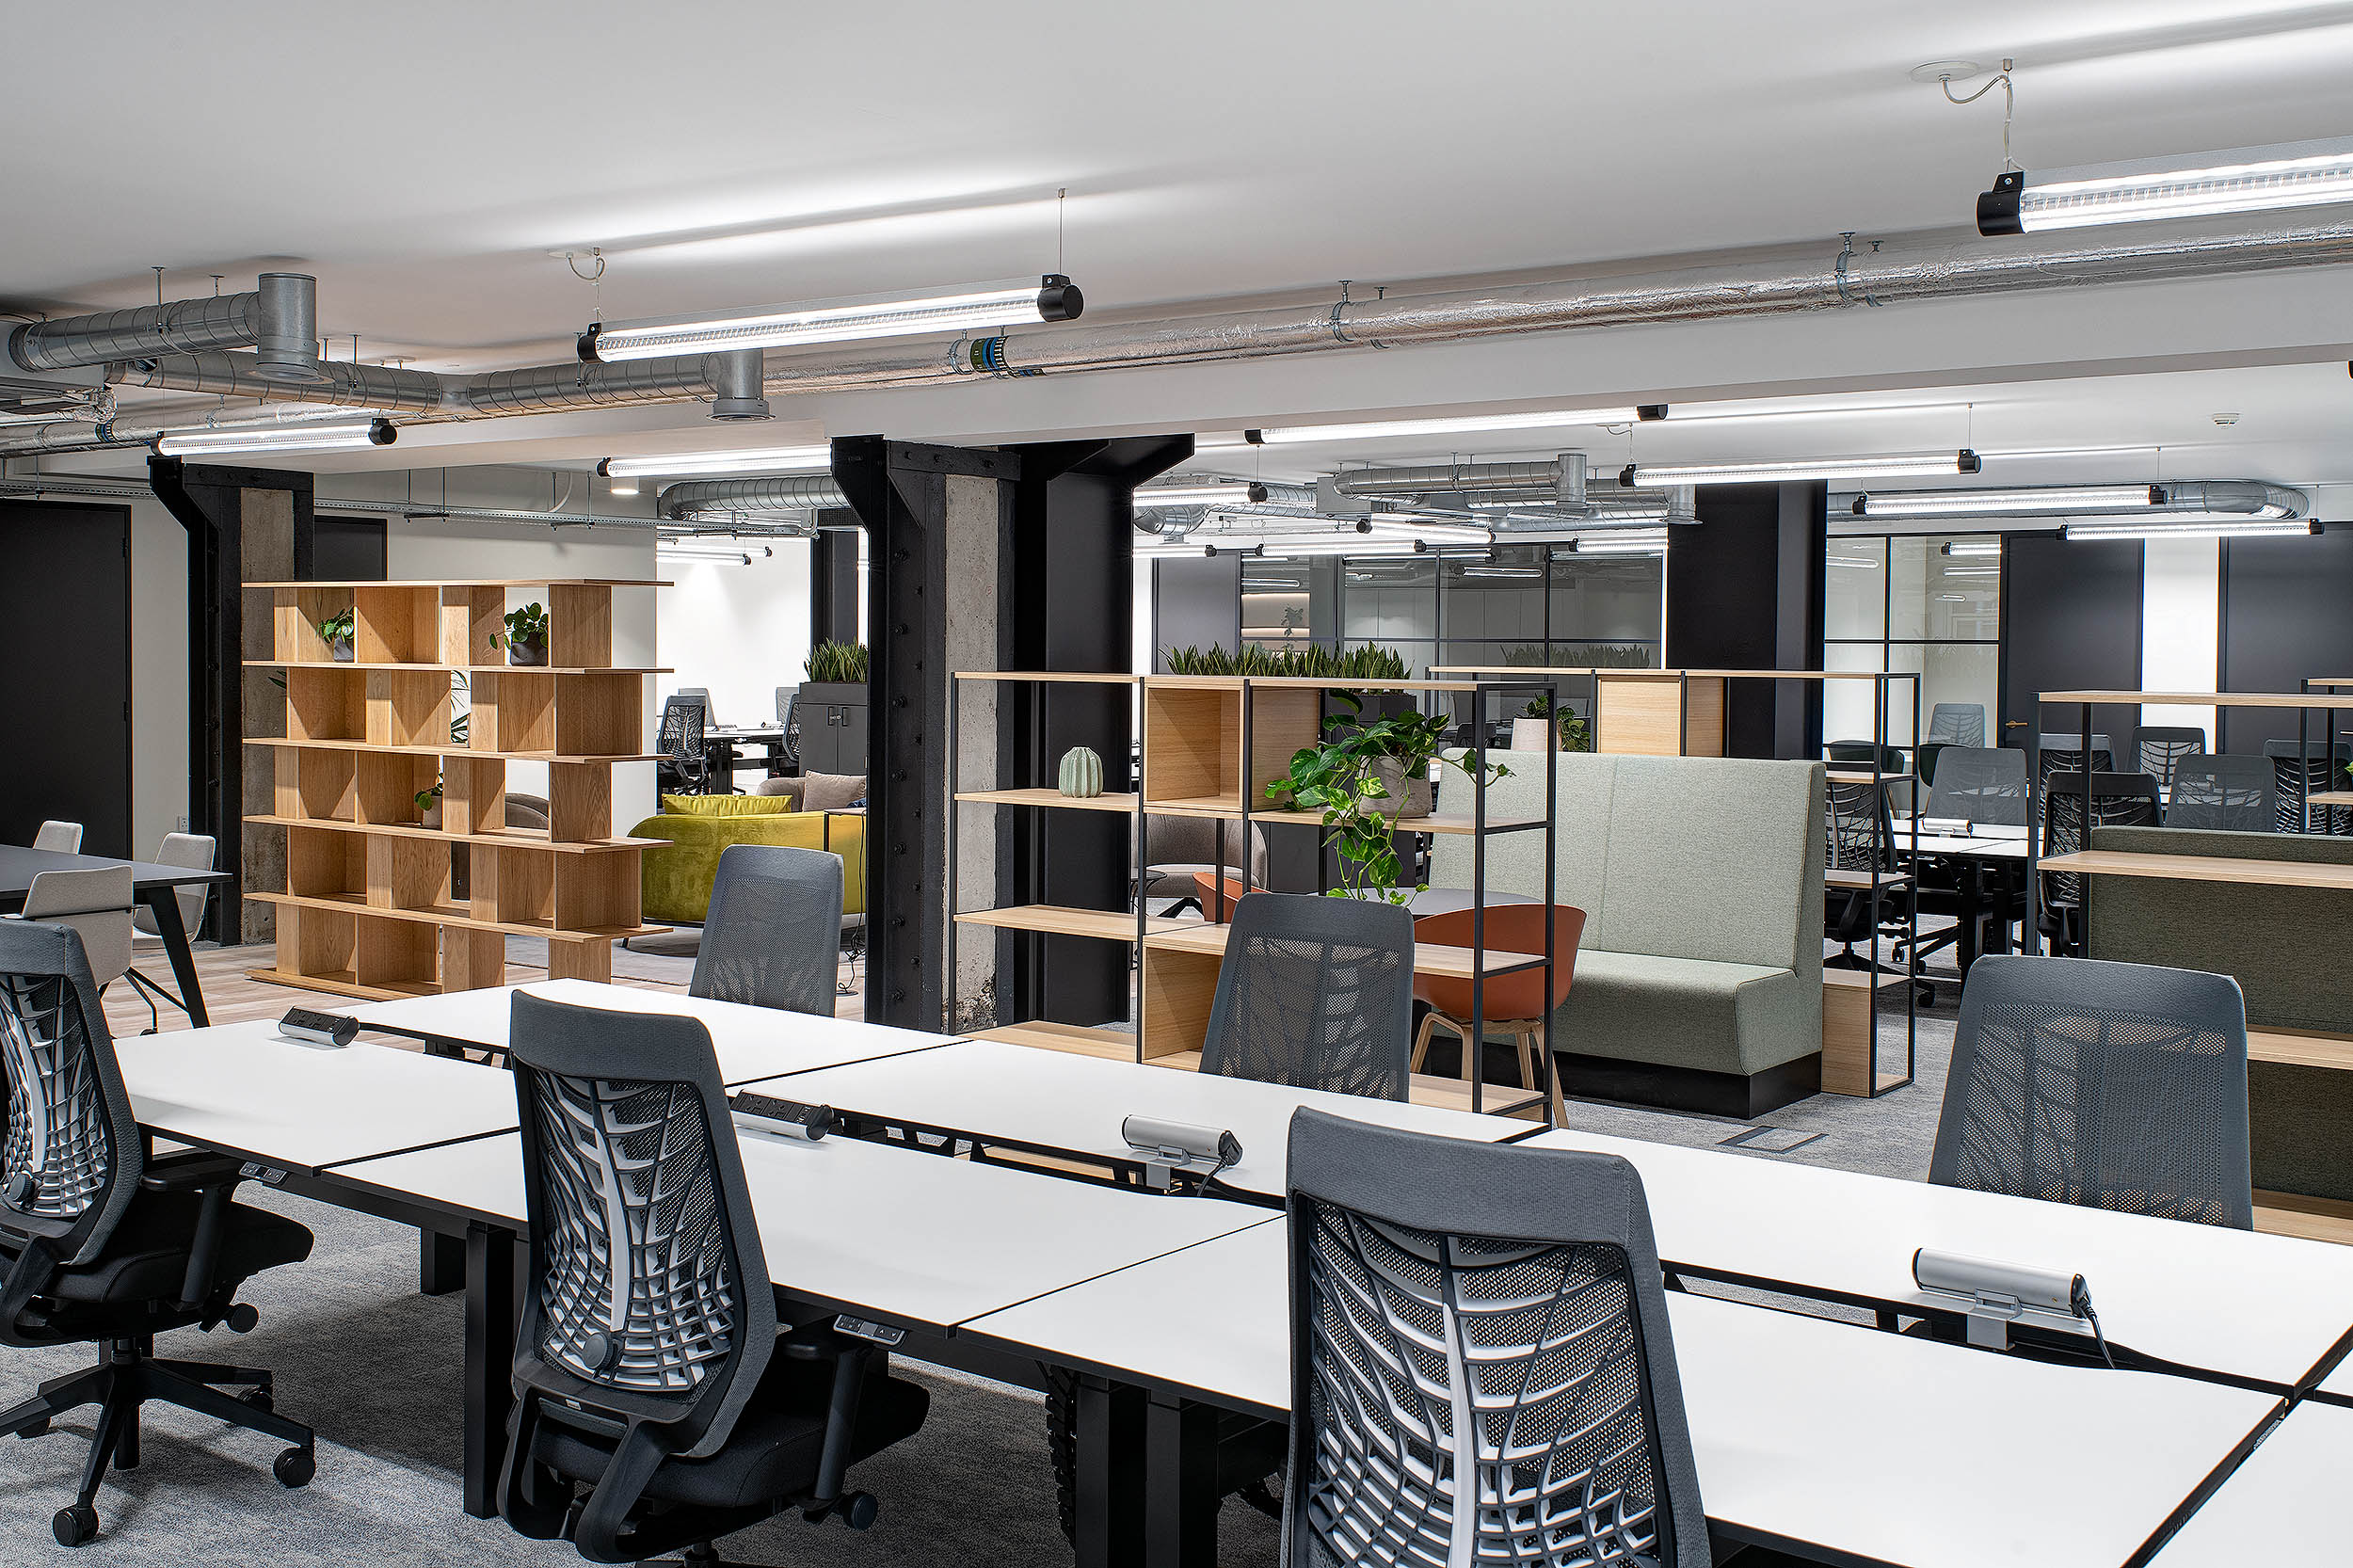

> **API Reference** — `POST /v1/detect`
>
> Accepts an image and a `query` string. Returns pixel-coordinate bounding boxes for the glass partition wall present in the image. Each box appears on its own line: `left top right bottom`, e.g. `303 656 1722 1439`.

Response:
1823 534 2001 750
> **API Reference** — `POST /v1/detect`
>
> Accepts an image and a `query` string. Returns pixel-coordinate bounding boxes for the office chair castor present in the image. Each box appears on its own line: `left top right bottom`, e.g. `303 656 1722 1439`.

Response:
17 1417 49 1438
273 1447 315 1488
840 1492 877 1531
240 1386 274 1415
225 1304 260 1334
53 1504 98 1547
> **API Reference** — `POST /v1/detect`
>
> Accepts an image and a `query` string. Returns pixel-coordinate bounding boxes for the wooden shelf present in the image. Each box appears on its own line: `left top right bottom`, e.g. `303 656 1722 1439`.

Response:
246 577 666 589
952 671 1141 685
1826 770 1915 785
968 1021 1138 1060
2248 1028 2353 1073
2039 690 2346 709
244 815 645 854
2037 850 2353 892
1149 1050 1545 1117
2254 1191 2353 1247
251 890 664 944
245 661 671 675
239 967 439 1003
248 738 661 764
1142 920 1545 983
1824 968 1909 992
953 905 1186 942
2307 792 2353 808
1826 869 1913 890
1143 796 1541 836
954 788 1141 814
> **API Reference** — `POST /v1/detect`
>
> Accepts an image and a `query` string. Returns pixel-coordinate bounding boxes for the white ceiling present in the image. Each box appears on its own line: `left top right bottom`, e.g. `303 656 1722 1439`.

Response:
8 1 2353 493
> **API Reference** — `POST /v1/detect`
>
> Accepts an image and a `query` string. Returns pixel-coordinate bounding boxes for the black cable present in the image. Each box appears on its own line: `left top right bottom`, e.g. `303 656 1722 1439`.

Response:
2083 1302 2117 1369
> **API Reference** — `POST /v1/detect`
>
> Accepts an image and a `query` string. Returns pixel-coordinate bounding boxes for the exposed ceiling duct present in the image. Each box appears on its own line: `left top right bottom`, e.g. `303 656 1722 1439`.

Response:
1833 478 2306 520
11 206 2353 456
1329 455 1585 500
8 272 322 382
658 472 848 521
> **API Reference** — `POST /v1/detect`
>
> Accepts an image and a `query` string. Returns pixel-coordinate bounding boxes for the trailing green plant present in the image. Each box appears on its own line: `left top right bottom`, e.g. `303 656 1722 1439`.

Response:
1267 693 1509 904
315 608 356 647
1521 696 1590 751
806 639 870 683
493 601 549 651
414 779 443 813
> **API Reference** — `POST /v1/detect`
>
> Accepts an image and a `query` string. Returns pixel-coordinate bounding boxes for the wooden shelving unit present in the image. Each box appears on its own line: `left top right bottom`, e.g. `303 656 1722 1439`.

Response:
243 577 665 1000
947 669 1562 1118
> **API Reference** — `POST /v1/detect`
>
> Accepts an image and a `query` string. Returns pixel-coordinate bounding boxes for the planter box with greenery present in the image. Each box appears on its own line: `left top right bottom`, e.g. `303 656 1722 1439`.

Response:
798 638 870 709
494 601 549 665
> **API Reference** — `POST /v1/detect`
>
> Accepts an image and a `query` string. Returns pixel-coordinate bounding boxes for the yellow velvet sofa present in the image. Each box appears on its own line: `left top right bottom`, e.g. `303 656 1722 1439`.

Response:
629 800 867 925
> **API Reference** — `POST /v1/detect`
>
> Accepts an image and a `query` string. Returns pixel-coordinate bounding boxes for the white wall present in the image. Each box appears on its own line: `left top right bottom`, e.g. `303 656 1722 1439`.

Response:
128 495 187 860
2139 536 2221 746
654 539 813 733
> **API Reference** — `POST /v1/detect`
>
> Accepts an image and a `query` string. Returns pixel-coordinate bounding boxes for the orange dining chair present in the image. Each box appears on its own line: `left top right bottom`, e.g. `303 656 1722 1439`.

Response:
1190 871 1253 923
1410 904 1586 1120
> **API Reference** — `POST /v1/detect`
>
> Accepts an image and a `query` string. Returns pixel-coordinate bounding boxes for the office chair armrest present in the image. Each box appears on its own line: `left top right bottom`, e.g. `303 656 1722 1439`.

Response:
139 1155 247 1312
571 1422 681 1564
0 1233 63 1341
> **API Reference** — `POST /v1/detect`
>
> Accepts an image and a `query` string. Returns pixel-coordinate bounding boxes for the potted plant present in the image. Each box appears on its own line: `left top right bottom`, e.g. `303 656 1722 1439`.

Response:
1512 696 1590 752
796 640 870 774
494 601 550 665
1268 694 1508 904
415 779 443 830
316 607 356 662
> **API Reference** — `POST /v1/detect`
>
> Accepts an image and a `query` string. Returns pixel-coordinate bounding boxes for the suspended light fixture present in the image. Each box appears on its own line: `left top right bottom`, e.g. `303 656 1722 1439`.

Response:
1979 136 2353 235
581 275 1082 362
1941 539 2003 557
2060 518 2320 542
1624 451 1978 486
600 445 829 479
1569 529 1670 555
1244 406 1663 445
658 541 776 564
1132 482 1266 507
1856 484 2160 518
154 417 397 456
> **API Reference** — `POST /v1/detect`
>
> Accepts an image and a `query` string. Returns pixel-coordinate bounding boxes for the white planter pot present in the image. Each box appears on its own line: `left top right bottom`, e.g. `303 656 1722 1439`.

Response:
1365 757 1434 818
1510 716 1560 752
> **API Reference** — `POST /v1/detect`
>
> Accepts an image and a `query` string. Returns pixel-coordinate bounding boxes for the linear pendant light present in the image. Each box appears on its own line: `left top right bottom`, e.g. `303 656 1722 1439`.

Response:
1979 136 2353 235
600 445 831 479
1245 406 1663 445
1855 485 2162 518
2060 518 2320 542
1132 482 1266 507
1622 451 1979 487
154 417 396 456
581 275 1082 362
1568 528 1670 555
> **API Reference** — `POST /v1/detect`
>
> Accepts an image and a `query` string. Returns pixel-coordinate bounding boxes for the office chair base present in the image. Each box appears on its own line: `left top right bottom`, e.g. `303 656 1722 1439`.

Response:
0 1337 314 1547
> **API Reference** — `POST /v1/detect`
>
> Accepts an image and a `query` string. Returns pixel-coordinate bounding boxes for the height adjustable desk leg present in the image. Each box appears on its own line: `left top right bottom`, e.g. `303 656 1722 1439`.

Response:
420 1231 466 1296
1144 1393 1222 1568
461 1224 521 1519
1073 1375 1146 1568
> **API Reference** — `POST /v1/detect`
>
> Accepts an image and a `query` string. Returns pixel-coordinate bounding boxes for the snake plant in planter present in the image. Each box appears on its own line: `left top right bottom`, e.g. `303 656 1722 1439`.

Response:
1267 694 1509 904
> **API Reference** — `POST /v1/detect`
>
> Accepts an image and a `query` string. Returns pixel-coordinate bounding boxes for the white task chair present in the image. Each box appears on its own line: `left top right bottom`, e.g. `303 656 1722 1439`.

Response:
32 820 84 855
123 832 216 1033
8 865 136 994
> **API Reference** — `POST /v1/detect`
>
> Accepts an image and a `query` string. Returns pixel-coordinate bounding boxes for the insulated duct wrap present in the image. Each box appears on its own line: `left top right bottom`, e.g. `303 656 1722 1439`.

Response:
464 353 727 415
1330 457 1578 498
119 352 451 413
659 473 849 519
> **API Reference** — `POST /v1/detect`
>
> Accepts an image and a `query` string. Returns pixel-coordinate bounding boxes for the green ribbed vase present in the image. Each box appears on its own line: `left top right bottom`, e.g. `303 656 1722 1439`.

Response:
1058 745 1104 798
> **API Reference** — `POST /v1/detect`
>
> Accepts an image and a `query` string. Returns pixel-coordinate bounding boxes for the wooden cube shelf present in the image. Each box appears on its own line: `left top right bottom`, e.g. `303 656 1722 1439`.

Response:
245 577 665 1001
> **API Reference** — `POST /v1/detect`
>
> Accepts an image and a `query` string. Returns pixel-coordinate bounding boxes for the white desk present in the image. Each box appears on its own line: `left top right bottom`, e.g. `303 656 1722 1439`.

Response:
778 1038 1532 1198
966 1223 2276 1568
334 1126 1269 1332
344 979 960 1086
2147 1400 2353 1564
1525 1127 2353 1391
112 1021 522 1174
2313 1352 2353 1402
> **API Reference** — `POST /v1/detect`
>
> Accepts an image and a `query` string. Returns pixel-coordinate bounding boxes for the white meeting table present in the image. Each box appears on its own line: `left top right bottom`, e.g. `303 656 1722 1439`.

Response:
343 978 963 1085
775 1037 1537 1199
2146 1400 2353 1565
965 1221 2280 1568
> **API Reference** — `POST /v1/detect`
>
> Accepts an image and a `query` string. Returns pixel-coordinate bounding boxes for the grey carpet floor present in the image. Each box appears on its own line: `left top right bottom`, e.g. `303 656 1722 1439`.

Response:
2 929 1944 1562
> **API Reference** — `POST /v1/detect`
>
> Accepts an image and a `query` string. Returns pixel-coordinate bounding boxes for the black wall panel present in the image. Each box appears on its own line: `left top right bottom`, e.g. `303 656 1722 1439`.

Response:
2219 524 2353 754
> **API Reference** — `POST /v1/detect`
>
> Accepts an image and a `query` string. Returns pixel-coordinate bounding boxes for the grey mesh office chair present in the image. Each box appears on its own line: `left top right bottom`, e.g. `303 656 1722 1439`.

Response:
659 696 712 793
0 921 316 1546
122 833 214 1032
1199 892 1415 1099
690 844 841 1017
2038 774 2160 955
2037 732 2115 795
1928 702 1986 747
31 822 82 855
14 868 135 992
2166 755 2275 832
2136 727 2205 796
1923 746 2028 827
1929 954 2251 1227
2264 739 2352 833
1825 779 1910 973
1285 1110 1710 1568
776 687 802 769
498 993 928 1563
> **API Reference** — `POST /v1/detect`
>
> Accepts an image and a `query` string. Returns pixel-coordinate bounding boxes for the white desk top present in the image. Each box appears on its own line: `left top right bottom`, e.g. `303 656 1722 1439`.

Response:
2313 1350 2353 1400
333 1127 1267 1333
2148 1400 2353 1565
778 1039 1530 1198
966 1224 2273 1568
344 980 959 1086
1525 1127 2353 1391
113 1021 521 1174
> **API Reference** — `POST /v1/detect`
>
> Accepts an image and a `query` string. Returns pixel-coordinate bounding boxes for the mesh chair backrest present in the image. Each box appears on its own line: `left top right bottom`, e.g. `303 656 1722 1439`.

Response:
1825 778 1894 872
690 844 841 1017
22 867 134 986
2167 756 2275 832
1929 703 1985 747
0 921 140 1266
2040 774 2159 906
2038 734 2115 788
1924 746 2027 827
658 697 707 760
508 993 775 1457
2135 728 2206 794
1929 955 2251 1228
2263 742 2352 834
1826 741 1905 774
133 832 216 937
1201 892 1414 1101
1285 1111 1707 1568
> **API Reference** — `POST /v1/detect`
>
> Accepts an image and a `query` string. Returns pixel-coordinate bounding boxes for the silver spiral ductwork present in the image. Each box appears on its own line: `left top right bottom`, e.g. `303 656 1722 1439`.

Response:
463 352 734 416
1834 478 2307 520
658 473 848 520
1330 455 1587 501
7 273 322 384
118 350 451 412
2151 480 2303 517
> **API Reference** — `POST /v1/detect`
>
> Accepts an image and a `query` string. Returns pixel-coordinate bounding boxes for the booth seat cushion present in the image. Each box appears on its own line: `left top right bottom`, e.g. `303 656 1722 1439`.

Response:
1555 950 1817 1076
661 792 798 818
800 771 866 811
632 810 866 924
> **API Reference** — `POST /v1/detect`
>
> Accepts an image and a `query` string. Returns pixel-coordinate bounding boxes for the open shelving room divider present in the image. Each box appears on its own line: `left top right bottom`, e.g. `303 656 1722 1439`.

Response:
948 671 1562 1118
242 578 666 1000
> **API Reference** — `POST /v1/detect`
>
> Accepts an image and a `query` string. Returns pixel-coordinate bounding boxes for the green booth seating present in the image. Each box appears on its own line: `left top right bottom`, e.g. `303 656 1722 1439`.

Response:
629 795 867 926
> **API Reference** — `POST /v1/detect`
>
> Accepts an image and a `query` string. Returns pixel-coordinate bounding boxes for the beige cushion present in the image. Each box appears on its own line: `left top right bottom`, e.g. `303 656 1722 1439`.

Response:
752 776 805 803
660 792 798 818
801 772 866 811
